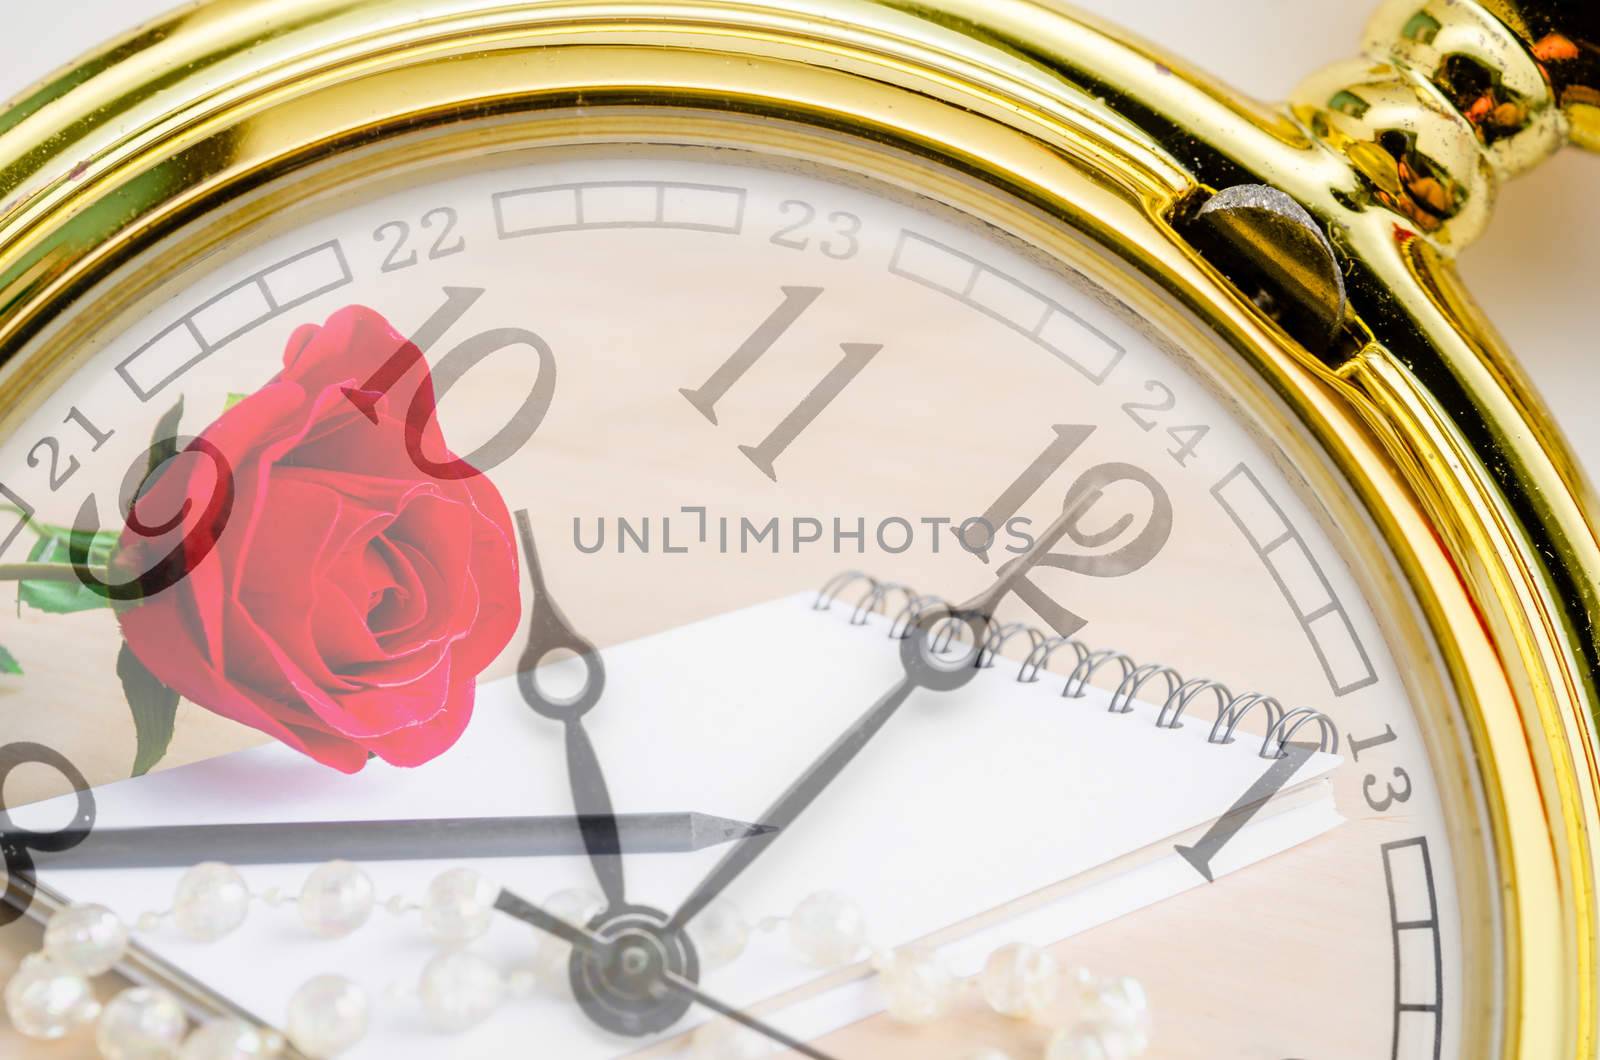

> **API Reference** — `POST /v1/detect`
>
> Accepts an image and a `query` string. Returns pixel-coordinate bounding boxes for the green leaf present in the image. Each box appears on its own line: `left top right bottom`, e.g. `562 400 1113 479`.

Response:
117 642 179 777
148 396 185 479
223 392 247 411
16 531 117 614
0 505 115 547
0 645 22 675
106 395 188 545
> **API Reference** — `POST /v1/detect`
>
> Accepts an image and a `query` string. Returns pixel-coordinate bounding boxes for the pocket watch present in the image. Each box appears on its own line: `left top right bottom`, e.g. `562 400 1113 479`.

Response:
0 1 1596 1058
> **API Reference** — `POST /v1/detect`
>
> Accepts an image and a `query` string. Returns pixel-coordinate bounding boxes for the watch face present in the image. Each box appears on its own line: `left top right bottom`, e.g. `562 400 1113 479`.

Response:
0 144 1480 1059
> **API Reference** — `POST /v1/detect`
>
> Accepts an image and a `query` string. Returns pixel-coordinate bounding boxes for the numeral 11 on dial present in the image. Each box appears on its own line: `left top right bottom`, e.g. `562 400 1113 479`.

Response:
680 286 881 482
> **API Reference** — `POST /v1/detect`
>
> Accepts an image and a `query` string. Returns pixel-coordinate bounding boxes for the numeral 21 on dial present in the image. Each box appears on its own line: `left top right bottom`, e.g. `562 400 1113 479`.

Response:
680 286 880 482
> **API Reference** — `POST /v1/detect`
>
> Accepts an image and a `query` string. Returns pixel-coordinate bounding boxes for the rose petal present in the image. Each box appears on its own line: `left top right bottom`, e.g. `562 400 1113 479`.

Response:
361 670 478 767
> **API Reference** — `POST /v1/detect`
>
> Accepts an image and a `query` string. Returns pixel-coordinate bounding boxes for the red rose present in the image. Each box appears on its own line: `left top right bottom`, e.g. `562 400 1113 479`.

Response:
115 306 521 773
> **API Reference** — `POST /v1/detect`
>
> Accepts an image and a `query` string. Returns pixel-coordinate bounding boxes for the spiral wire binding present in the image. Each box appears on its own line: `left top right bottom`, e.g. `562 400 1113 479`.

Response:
814 570 1339 760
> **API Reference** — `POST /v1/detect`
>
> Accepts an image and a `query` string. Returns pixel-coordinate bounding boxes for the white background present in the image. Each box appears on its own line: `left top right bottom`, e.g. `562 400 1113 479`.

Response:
3 0 1598 470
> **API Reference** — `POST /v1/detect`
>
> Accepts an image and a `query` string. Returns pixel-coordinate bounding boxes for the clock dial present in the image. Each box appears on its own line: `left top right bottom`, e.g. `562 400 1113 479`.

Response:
0 146 1480 1059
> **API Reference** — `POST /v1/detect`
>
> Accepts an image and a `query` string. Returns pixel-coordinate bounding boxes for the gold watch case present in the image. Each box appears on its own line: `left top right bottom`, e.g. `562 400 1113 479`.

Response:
0 1 1595 1057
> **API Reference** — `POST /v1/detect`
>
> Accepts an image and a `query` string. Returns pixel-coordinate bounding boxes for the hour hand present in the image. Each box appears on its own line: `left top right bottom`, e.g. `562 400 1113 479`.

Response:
515 508 605 717
562 721 626 908
513 509 626 911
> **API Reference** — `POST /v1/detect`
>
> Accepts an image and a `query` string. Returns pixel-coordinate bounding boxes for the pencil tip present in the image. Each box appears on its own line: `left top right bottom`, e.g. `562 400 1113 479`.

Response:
692 813 781 849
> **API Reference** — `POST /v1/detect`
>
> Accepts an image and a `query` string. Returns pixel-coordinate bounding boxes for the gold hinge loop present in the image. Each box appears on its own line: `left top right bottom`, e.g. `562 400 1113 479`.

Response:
1289 0 1592 250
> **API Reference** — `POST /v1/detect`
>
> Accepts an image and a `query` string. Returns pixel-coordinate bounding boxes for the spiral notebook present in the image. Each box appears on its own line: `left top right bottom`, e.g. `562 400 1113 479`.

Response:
20 583 1344 1057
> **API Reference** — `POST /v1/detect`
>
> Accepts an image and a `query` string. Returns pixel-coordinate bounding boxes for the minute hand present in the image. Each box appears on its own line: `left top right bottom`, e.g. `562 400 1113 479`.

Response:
514 510 626 911
666 507 1081 932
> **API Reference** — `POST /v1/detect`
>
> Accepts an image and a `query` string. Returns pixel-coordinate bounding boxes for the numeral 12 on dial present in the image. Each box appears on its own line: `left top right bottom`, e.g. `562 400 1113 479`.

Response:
964 423 1174 639
680 286 881 482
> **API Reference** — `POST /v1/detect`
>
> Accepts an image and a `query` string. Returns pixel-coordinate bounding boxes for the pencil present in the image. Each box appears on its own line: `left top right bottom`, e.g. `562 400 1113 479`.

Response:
23 812 778 869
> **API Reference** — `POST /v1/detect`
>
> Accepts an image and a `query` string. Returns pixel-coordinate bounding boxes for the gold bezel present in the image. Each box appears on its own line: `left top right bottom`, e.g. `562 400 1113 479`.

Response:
0 2 1594 1057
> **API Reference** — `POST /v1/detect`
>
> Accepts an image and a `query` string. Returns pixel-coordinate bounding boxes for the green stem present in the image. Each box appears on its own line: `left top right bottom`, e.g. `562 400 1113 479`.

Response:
0 563 109 582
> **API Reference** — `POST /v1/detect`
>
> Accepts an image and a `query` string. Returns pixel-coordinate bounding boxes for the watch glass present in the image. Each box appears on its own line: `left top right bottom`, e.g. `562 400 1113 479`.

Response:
0 142 1484 1060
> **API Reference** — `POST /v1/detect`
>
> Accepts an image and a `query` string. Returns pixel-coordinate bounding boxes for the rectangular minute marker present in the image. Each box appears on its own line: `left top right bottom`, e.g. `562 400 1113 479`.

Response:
189 282 273 349
493 185 579 237
1265 534 1336 619
1307 608 1378 694
1396 1012 1441 1060
1212 462 1378 696
888 230 1123 384
117 241 352 402
261 241 351 307
579 183 659 226
117 324 206 403
660 183 744 231
1383 837 1439 927
494 180 745 238
1383 837 1443 1060
1212 464 1290 550
0 486 33 558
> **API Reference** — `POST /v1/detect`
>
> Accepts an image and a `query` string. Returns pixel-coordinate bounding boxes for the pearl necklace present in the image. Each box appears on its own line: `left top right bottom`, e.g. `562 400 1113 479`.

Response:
5 859 1154 1059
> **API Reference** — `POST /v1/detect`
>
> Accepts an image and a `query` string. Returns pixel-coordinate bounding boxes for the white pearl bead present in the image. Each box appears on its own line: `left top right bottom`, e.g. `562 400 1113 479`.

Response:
531 889 604 991
96 986 187 1059
686 899 749 970
979 942 1061 1020
285 975 368 1058
44 903 129 976
179 1018 284 1059
877 947 956 1025
172 863 250 942
1076 976 1150 1037
3 952 101 1040
418 950 504 1032
298 861 375 939
420 868 497 945
689 1016 773 1059
1045 1021 1148 1060
788 892 866 967
1063 966 1097 994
